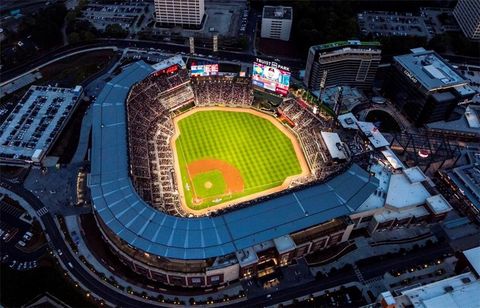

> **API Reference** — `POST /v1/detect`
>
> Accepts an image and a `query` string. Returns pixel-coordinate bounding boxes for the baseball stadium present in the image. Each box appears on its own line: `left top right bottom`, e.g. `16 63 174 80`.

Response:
89 56 379 288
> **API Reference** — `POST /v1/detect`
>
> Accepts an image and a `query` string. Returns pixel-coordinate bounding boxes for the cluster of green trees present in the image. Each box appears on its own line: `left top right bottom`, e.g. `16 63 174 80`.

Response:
18 3 67 48
291 1 358 56
66 0 97 44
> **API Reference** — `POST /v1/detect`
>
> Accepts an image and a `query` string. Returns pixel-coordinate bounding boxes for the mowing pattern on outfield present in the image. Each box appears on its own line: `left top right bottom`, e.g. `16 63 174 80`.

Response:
175 110 302 210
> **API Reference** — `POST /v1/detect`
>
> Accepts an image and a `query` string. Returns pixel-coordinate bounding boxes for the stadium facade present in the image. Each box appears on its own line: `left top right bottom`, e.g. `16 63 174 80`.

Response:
303 40 381 91
89 60 381 287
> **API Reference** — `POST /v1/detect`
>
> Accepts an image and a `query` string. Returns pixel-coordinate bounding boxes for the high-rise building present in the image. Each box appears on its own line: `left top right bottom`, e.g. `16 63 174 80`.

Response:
304 40 381 91
260 6 293 41
154 0 205 28
453 0 480 40
384 48 476 126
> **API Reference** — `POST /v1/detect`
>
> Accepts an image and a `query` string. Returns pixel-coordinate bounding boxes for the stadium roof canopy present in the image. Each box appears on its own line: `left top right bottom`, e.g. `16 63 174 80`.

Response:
89 60 379 260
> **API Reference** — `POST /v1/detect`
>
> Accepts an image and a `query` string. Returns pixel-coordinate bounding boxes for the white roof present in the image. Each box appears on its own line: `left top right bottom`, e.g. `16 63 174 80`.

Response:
400 272 480 308
320 132 347 160
381 291 396 305
337 113 359 130
381 148 405 170
426 194 452 214
465 105 480 129
463 246 480 276
357 121 390 148
404 166 427 183
386 172 431 209
273 235 296 254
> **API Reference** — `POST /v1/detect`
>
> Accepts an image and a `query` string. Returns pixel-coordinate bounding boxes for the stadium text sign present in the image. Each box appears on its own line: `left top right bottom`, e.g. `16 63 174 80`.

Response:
252 58 291 96
255 58 290 72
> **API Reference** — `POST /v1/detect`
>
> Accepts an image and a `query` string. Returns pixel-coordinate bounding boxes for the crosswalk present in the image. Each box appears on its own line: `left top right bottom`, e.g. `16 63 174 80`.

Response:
353 264 367 285
36 207 49 217
0 201 24 218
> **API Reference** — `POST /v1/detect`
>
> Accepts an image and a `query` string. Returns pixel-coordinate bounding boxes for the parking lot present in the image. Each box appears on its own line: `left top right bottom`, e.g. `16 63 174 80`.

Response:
80 2 151 32
358 11 430 39
0 194 46 272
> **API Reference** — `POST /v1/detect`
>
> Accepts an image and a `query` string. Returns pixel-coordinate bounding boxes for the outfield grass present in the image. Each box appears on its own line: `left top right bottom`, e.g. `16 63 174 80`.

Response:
175 110 302 209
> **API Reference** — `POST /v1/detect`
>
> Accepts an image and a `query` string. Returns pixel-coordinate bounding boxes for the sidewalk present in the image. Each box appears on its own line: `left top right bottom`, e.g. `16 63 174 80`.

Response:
64 215 245 304
311 230 437 276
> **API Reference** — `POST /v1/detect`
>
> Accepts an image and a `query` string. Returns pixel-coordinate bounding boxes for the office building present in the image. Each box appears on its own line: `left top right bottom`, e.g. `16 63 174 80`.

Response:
154 0 205 28
384 48 476 125
438 149 480 223
260 6 292 41
454 0 480 40
304 40 381 91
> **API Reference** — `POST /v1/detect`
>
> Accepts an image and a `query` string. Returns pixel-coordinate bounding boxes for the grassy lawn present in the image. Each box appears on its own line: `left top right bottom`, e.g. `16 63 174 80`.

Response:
175 110 302 209
192 170 226 199
39 50 117 87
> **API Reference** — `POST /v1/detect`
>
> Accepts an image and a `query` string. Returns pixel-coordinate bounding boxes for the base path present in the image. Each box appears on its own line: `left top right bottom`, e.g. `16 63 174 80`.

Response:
188 159 244 193
171 106 310 216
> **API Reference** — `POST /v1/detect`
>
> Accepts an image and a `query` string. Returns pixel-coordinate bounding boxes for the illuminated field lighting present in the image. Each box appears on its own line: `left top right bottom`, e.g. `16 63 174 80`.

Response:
418 149 430 158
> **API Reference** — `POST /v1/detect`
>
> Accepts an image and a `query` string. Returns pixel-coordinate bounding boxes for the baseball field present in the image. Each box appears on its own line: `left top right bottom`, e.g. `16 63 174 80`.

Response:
172 107 309 212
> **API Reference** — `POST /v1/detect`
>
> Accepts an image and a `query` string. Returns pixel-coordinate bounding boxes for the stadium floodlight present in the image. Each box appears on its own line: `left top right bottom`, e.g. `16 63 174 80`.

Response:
189 37 195 54
213 35 218 53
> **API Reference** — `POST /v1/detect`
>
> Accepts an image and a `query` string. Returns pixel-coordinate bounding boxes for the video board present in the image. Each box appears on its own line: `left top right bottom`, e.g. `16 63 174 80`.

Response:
191 64 219 77
152 64 179 77
252 58 290 96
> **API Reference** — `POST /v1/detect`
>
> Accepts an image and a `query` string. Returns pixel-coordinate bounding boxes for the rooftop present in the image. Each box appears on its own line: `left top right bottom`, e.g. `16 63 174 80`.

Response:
320 131 347 160
398 272 480 308
310 40 381 52
463 246 480 277
356 121 390 148
89 61 379 260
262 6 292 20
394 48 473 91
404 166 427 183
273 235 296 254
381 148 406 170
427 105 480 137
425 194 452 214
337 112 359 130
386 172 431 209
0 85 82 163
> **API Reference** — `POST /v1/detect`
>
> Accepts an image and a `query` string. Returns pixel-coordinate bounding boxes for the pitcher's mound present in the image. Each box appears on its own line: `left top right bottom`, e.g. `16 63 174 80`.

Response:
204 181 213 189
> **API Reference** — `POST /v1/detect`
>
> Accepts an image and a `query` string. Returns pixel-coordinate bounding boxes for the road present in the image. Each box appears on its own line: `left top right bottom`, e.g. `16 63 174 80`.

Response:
0 178 160 307
1 39 305 82
0 176 458 307
357 244 452 280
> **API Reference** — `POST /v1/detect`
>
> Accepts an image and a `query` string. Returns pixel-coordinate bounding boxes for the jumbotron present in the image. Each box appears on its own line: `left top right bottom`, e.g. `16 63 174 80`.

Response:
89 56 378 288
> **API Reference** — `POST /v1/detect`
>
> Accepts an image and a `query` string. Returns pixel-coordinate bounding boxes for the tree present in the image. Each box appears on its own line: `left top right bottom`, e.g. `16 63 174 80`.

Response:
105 23 128 38
68 32 81 44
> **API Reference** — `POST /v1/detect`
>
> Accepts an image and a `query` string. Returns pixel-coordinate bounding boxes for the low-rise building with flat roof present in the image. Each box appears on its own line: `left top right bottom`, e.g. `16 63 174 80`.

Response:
0 85 83 166
378 272 480 308
426 105 480 140
438 149 480 223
